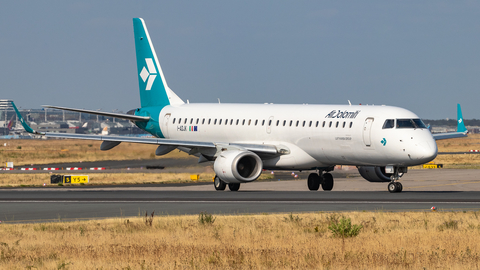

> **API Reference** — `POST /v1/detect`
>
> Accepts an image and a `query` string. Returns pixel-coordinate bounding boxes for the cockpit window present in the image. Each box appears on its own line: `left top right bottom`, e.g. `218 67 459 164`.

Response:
383 119 395 129
396 119 427 129
412 119 427 129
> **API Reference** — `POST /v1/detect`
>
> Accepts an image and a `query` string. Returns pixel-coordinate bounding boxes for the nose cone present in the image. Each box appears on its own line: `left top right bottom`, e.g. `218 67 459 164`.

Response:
409 137 438 164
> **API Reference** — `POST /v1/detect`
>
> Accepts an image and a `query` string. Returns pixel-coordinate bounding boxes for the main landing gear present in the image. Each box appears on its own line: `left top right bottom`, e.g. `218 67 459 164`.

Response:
307 172 334 191
213 176 241 191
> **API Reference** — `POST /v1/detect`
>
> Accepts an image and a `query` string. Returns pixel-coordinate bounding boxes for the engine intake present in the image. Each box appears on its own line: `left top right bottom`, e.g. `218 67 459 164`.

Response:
357 166 393 182
214 150 263 183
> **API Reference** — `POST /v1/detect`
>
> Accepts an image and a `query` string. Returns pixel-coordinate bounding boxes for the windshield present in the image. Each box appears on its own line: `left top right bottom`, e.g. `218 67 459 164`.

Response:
383 119 395 129
396 119 427 129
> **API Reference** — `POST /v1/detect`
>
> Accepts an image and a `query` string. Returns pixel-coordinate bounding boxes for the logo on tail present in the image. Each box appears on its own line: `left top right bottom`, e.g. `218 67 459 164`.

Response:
139 58 157 91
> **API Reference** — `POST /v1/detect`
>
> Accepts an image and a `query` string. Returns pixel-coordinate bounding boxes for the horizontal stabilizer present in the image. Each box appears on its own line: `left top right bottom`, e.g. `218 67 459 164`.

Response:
42 105 150 122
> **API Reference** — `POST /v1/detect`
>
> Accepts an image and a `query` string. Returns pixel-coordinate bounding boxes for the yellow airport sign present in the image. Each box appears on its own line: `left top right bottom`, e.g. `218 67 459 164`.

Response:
423 164 443 169
63 175 89 184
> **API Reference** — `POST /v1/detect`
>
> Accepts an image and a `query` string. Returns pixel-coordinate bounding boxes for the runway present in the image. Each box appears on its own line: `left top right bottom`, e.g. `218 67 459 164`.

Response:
1 169 480 223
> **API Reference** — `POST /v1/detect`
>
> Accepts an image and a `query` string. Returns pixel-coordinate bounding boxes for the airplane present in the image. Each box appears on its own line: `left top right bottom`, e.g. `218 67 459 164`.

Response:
12 18 468 193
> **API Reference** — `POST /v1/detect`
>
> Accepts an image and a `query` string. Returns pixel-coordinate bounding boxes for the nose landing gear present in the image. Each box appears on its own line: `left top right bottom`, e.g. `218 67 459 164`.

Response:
387 167 406 193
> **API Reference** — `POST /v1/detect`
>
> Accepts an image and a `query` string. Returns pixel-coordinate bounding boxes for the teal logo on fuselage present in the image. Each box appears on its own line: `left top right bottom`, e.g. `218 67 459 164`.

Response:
381 138 387 146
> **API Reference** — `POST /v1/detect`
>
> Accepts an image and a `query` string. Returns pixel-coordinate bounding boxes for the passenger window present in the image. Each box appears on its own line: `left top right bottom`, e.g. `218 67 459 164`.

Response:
248 119 251 126
329 121 332 128
309 121 312 127
208 119 211 125
225 119 228 125
196 118 199 124
283 120 286 126
202 119 205 125
219 119 222 125
255 120 258 126
276 120 279 126
184 118 187 124
296 121 299 127
322 121 325 128
172 118 176 124
262 120 265 126
236 119 239 125
316 121 319 127
302 121 306 127
383 119 395 129
230 119 233 125
268 120 272 126
336 121 339 128
350 122 353 128
214 119 217 125
342 122 346 128
190 119 193 124
290 120 293 127
242 119 245 125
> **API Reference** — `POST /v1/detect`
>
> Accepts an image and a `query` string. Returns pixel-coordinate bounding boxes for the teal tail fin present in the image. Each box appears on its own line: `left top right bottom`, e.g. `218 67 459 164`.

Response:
133 18 184 108
457 104 467 133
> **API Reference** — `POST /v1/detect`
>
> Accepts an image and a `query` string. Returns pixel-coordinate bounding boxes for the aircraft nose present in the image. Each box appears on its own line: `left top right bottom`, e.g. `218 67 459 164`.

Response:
410 138 438 163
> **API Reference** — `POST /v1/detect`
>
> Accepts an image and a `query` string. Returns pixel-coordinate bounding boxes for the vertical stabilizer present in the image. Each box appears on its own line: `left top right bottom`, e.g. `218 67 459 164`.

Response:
133 18 184 108
457 104 467 133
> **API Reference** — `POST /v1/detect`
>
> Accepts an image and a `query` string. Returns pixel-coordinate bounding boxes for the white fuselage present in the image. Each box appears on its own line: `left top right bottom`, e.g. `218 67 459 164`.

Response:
158 103 437 170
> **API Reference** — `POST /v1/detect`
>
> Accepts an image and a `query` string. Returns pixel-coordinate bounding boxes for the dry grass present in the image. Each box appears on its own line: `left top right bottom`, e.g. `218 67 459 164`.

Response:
0 172 274 187
0 139 192 166
1 211 480 269
427 133 480 167
0 173 216 187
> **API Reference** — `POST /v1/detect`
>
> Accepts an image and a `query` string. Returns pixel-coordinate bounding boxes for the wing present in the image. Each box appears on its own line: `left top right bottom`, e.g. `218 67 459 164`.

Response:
432 132 467 140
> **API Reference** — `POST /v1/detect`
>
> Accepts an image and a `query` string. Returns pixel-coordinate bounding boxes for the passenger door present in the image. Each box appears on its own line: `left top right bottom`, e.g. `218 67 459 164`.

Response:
362 118 374 147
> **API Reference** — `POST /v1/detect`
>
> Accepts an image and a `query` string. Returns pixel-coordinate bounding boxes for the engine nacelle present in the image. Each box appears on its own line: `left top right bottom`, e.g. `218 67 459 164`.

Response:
214 150 263 183
357 166 393 182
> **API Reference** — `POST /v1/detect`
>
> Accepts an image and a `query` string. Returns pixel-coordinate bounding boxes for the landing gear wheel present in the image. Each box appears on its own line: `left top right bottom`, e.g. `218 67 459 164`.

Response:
214 176 226 191
321 173 334 191
395 182 403 192
228 183 240 191
388 182 397 193
307 173 321 191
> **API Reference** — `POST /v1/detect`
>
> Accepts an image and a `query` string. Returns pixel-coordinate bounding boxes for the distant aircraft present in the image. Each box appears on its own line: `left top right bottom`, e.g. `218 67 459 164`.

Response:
12 18 468 193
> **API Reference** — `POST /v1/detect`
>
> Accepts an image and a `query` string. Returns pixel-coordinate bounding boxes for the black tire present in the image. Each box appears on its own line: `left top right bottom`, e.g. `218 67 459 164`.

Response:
307 173 321 191
388 182 397 193
395 182 403 192
228 183 240 191
214 176 226 191
321 173 334 191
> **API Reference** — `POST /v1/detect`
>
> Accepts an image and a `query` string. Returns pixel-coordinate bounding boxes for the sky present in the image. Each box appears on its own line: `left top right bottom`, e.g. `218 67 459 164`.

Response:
1 1 480 119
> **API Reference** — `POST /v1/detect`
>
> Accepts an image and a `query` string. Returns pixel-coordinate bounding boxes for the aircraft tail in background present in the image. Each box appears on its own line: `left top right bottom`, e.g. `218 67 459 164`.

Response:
6 115 14 130
431 103 468 140
457 103 467 133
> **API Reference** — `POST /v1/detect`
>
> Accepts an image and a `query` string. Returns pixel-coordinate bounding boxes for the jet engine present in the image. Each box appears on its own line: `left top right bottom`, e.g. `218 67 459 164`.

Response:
357 166 393 182
213 150 263 183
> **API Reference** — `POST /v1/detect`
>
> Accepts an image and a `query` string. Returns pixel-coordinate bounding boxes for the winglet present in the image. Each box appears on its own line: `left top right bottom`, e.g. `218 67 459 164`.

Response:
457 104 467 133
10 101 44 135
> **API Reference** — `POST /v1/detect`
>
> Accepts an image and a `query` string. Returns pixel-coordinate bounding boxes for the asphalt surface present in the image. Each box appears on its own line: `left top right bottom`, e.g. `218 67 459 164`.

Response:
1 169 480 223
